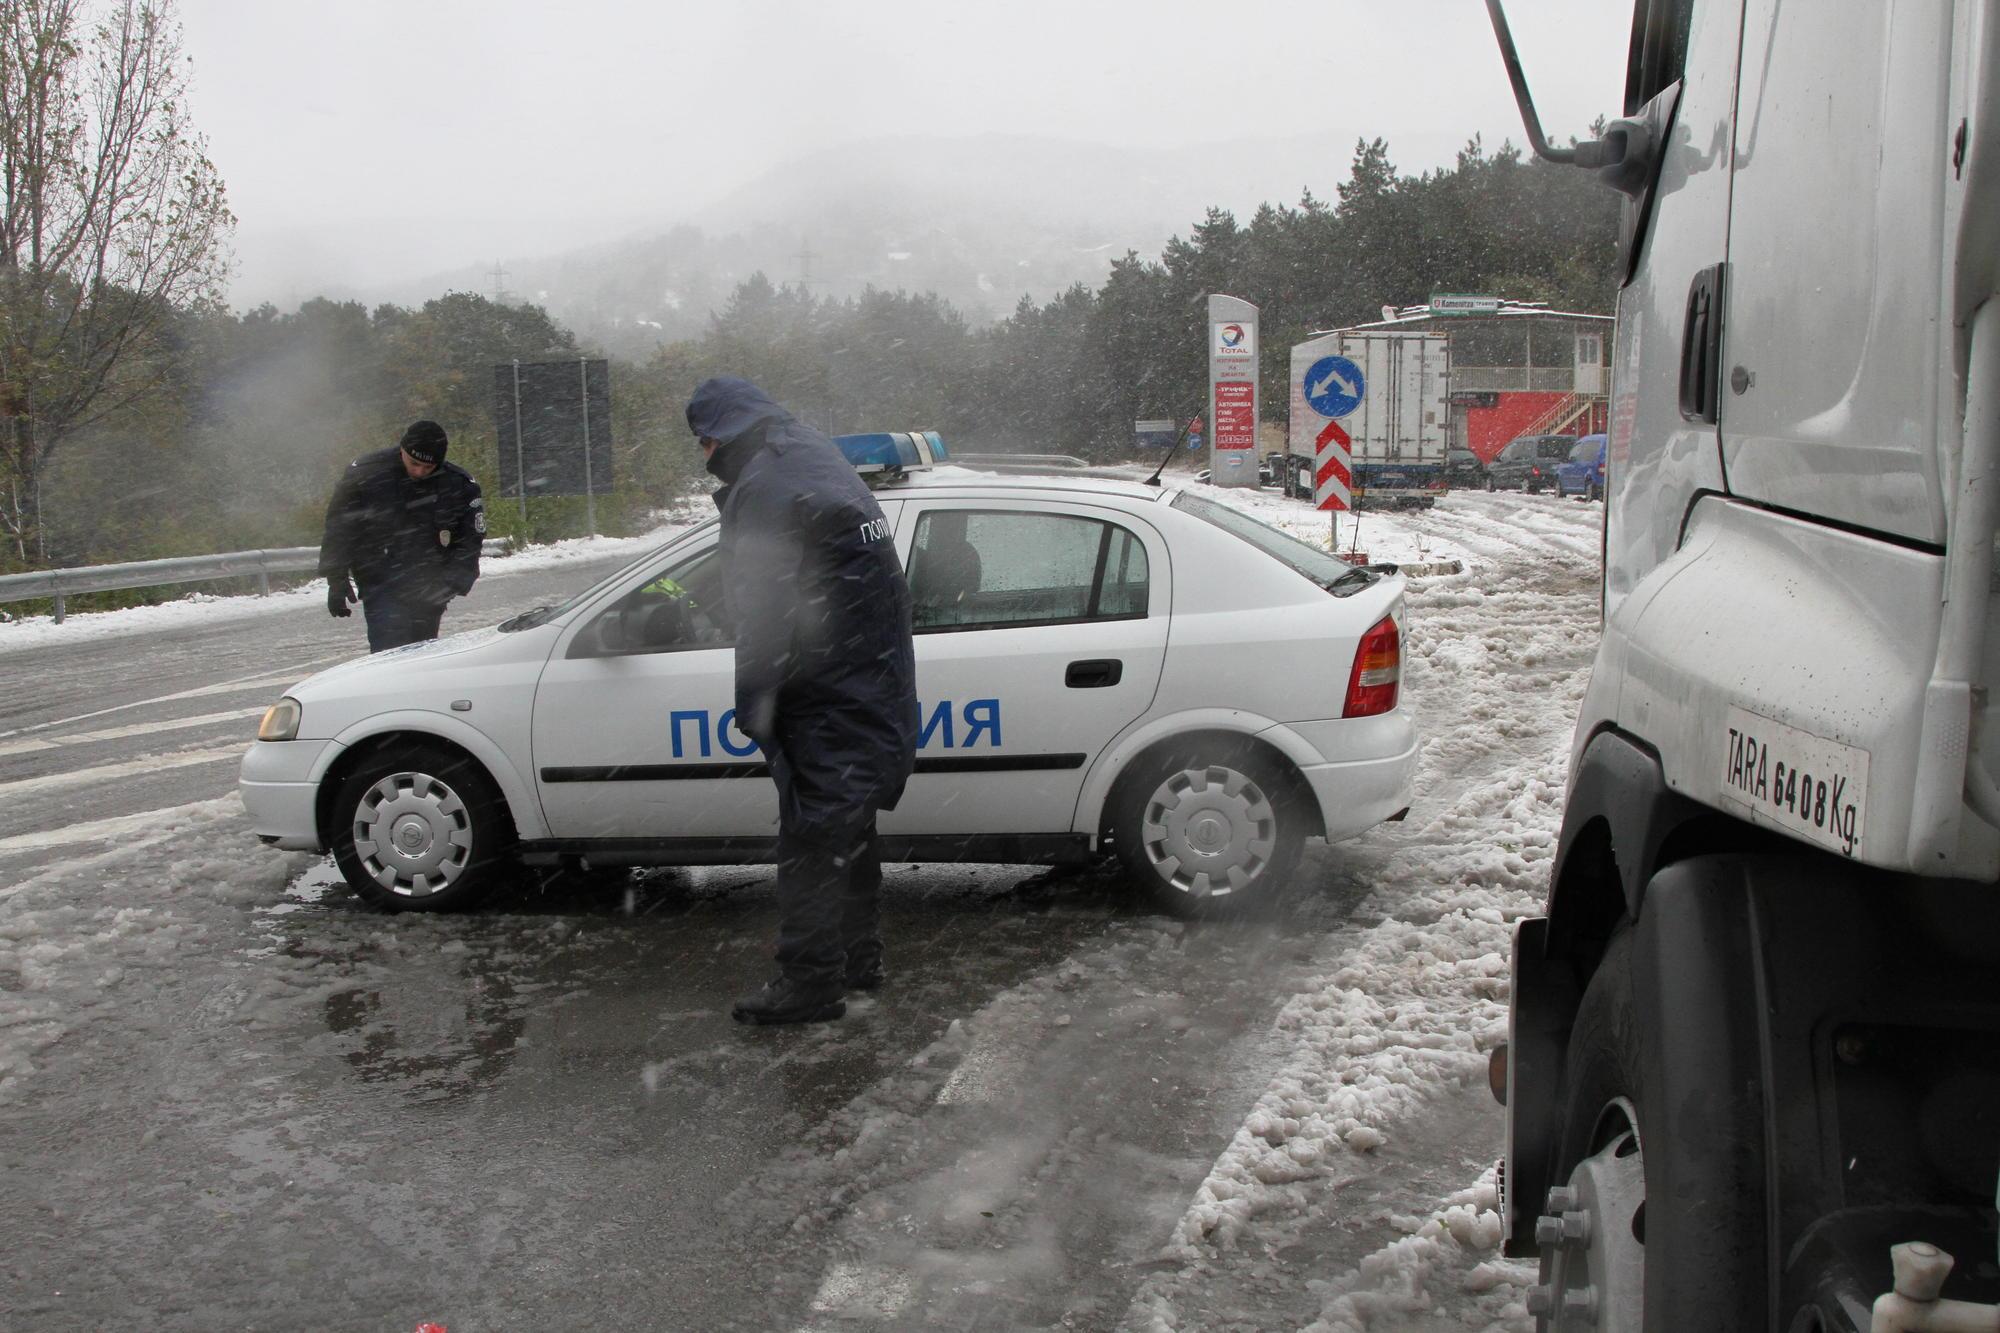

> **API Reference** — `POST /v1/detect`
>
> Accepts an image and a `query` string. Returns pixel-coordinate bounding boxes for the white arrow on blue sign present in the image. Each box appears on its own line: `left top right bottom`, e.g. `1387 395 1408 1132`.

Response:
1304 355 1366 419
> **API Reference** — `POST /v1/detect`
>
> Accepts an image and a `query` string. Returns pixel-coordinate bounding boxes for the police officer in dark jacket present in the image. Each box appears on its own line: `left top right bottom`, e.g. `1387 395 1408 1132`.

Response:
686 377 920 1026
319 420 486 652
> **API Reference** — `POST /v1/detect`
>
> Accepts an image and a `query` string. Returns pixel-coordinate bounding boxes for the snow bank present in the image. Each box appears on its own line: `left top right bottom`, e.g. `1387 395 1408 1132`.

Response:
0 504 707 654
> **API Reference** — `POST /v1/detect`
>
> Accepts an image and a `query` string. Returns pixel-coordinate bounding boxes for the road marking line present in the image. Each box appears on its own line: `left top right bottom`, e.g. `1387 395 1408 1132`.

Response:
0 744 243 800
0 657 346 740
0 799 229 855
0 707 264 759
797 1260 913 1330
935 1029 1012 1106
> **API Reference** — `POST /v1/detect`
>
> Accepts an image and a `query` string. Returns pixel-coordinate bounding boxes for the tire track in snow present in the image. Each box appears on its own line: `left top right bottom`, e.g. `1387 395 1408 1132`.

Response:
1117 491 1602 1332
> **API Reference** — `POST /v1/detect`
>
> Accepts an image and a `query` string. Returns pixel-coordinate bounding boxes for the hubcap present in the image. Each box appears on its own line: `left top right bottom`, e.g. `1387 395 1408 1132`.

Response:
351 770 473 897
1527 1098 1644 1331
1137 764 1277 899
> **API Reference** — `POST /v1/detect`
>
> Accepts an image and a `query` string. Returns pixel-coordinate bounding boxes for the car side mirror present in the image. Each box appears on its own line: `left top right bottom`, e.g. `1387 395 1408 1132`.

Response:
594 610 628 654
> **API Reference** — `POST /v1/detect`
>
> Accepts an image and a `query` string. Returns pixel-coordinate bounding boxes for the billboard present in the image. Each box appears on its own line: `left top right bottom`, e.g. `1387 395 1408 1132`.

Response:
492 359 613 499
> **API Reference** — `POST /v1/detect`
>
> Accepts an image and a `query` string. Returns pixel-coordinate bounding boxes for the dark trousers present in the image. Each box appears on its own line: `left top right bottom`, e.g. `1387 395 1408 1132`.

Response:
772 817 882 988
362 595 446 652
766 744 883 988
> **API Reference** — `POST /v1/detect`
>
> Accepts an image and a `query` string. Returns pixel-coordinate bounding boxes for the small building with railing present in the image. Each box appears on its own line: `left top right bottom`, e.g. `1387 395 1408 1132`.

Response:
1346 297 1613 462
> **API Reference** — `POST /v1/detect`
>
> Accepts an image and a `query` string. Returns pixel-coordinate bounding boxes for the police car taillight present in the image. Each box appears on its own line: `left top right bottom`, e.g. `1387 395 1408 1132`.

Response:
1343 616 1401 717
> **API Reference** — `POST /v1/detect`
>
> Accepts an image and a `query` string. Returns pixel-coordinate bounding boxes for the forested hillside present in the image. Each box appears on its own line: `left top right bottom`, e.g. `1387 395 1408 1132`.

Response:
18 136 1615 577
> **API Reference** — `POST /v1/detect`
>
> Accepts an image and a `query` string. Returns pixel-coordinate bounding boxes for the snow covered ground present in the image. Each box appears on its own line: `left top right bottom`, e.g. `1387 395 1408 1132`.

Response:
0 474 1607 1328
1134 482 1603 1331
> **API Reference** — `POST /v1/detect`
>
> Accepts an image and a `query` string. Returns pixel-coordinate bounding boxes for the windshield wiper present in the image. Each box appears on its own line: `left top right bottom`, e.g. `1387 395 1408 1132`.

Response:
499 604 557 631
1322 567 1378 595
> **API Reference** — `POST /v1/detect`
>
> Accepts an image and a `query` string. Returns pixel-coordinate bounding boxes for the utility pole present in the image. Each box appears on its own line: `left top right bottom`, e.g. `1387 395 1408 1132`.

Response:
795 238 816 298
490 261 511 306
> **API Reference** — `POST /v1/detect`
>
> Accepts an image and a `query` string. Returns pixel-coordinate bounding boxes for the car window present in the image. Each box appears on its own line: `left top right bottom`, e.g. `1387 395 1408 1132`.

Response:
1569 440 1599 463
1172 490 1378 594
908 508 1148 631
574 545 733 656
1539 437 1576 460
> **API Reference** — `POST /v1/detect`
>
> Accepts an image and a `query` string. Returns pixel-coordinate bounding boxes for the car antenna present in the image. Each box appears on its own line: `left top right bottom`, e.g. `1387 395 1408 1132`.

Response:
1144 403 1203 487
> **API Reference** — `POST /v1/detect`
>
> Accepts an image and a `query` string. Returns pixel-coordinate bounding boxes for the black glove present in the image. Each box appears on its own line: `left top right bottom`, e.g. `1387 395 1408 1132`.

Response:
327 574 354 618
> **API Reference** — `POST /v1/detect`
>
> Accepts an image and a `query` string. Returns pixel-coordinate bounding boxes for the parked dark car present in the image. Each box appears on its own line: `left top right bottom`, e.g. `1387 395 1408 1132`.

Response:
1556 433 1608 500
1486 433 1577 493
1446 447 1487 488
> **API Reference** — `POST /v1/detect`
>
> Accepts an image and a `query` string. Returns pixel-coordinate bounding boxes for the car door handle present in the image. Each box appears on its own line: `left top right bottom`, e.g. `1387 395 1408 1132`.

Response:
1065 659 1122 688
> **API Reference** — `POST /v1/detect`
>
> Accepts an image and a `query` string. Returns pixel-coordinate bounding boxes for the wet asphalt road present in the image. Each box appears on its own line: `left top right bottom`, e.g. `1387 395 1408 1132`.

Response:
0 550 1394 1330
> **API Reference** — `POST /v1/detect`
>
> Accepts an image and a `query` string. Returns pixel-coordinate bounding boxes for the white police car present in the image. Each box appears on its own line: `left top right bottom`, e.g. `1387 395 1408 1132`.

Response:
242 444 1417 917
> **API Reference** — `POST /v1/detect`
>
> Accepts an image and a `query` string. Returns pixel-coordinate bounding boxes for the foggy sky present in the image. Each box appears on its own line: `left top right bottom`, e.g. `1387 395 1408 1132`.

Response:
178 0 1628 312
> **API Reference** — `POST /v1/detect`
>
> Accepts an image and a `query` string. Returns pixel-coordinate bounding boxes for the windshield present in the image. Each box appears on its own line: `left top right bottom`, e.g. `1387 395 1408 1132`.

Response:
1171 491 1379 594
499 520 714 630
1568 440 1599 462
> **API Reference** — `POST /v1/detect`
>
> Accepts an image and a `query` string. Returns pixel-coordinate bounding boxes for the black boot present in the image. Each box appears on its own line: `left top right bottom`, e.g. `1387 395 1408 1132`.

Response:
845 951 885 992
731 975 846 1026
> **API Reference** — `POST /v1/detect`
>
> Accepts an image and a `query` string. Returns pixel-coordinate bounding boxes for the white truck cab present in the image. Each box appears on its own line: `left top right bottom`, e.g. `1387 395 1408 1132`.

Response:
1487 1 2000 1328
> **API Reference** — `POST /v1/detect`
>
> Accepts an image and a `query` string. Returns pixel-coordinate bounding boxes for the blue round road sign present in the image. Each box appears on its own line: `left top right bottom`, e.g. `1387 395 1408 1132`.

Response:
1304 355 1365 419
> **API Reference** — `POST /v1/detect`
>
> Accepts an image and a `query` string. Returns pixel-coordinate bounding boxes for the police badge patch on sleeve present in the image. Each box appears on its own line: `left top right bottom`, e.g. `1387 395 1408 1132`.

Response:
474 510 486 534
439 530 452 546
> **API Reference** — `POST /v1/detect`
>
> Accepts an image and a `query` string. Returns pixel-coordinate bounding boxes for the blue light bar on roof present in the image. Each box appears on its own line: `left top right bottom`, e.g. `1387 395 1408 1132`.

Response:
832 430 948 473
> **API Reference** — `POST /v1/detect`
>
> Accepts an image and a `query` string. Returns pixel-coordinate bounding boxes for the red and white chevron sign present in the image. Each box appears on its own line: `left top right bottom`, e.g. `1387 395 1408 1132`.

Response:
1313 417 1352 511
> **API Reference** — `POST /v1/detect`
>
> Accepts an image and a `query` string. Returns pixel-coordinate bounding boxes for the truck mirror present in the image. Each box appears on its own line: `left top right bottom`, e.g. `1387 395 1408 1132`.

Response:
1486 0 1680 284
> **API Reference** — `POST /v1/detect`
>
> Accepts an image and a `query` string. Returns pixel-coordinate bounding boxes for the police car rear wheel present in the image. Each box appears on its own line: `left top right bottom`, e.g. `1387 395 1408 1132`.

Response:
1114 746 1302 917
331 744 510 911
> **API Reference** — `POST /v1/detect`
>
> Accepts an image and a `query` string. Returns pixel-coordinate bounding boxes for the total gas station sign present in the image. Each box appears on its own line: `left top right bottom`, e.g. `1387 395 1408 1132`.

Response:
1207 294 1260 485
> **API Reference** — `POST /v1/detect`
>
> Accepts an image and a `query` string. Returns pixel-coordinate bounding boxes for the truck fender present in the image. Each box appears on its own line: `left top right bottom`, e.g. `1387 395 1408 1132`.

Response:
317 709 548 841
1546 724 1713 953
1072 707 1314 843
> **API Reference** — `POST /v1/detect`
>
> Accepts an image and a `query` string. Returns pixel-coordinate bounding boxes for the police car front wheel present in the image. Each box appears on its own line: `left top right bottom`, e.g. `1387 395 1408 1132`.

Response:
1112 744 1303 917
330 742 511 911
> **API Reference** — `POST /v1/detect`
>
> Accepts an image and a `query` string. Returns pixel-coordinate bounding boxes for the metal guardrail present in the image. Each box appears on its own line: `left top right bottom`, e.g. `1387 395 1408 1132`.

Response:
0 538 513 624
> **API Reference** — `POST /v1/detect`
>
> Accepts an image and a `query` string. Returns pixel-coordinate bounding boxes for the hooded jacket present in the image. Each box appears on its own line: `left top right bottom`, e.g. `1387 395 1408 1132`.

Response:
685 377 919 819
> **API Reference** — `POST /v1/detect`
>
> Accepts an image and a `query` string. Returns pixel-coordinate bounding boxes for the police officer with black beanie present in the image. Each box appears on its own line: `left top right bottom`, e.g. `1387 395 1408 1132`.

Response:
319 420 486 652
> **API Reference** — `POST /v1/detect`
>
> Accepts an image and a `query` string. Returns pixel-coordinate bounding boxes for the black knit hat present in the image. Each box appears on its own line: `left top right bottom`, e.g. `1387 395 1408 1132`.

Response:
400 420 448 465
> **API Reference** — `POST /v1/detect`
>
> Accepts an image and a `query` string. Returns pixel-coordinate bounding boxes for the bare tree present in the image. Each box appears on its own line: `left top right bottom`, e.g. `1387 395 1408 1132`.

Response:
0 0 231 562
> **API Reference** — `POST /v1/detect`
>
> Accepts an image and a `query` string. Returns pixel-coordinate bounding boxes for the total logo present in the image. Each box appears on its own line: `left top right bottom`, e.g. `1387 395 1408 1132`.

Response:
1214 320 1255 357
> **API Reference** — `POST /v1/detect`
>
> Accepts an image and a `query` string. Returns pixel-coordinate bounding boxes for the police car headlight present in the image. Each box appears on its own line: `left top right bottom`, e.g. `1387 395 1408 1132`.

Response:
258 697 302 742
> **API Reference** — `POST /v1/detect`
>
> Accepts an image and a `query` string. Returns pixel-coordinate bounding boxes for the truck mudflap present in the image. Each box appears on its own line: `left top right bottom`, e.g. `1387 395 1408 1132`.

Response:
1507 847 2000 1329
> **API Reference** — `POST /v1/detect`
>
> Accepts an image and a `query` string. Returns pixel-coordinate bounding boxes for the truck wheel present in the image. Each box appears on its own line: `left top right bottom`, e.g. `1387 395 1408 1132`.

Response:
1111 742 1303 917
1531 933 1647 1330
1530 916 1764 1330
329 742 513 912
